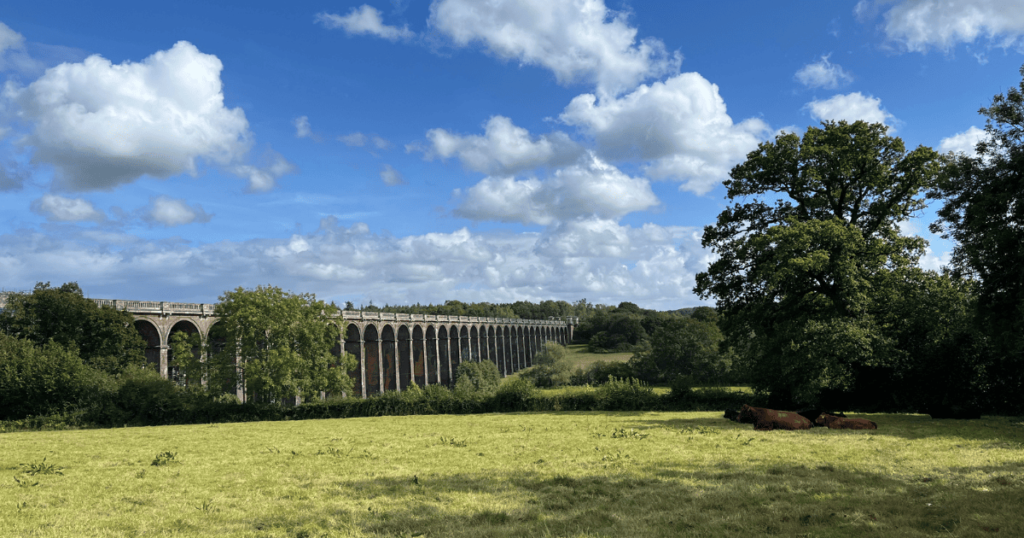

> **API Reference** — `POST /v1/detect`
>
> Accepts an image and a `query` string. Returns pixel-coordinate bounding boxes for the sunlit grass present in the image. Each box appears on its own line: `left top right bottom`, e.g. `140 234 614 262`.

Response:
565 344 633 368
3 412 1023 537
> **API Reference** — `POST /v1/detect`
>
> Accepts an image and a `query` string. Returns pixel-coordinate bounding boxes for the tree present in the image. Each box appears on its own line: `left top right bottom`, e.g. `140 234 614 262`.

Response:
168 331 204 388
869 269 989 412
521 342 574 387
628 316 728 384
212 285 356 403
930 64 1024 408
453 360 500 396
695 121 942 405
0 282 145 374
0 333 104 420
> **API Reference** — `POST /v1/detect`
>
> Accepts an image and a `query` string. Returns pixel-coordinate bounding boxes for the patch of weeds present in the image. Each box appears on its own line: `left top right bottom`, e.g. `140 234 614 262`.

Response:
135 469 147 479
610 427 648 440
13 475 39 488
315 447 346 457
601 450 631 463
21 457 64 476
438 436 468 447
151 451 178 466
680 426 719 435
197 498 216 513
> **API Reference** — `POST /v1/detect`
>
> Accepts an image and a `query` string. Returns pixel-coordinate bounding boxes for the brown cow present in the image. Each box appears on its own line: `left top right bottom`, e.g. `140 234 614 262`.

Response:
737 404 812 431
815 413 877 430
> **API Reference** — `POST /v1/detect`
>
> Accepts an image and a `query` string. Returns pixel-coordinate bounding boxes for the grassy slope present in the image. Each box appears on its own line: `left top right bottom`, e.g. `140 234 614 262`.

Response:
3 412 1023 537
564 344 632 369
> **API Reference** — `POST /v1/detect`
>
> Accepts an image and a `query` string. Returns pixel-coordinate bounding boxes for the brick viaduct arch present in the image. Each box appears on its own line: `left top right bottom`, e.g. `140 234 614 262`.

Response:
10 297 578 400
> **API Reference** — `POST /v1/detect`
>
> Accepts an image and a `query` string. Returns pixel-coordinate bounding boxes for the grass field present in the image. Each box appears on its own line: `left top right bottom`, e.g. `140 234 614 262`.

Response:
564 344 633 369
3 411 1023 537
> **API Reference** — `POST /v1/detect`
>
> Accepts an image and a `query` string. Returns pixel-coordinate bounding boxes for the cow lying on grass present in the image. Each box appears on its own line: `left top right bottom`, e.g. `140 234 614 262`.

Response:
815 413 877 430
796 408 845 424
724 407 846 427
736 404 813 431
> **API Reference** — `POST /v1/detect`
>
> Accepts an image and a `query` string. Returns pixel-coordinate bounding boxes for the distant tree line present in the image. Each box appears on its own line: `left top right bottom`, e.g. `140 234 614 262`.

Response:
346 298 593 321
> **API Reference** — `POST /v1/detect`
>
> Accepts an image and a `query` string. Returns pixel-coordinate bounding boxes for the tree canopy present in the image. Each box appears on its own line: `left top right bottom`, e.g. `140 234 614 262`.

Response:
930 64 1024 406
0 282 145 374
211 285 356 403
696 121 942 405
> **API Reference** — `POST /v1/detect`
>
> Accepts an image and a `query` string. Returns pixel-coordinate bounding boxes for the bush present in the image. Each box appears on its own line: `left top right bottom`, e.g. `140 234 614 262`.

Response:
493 378 536 411
668 374 696 402
0 334 107 420
594 377 659 411
454 361 501 396
520 342 574 387
570 360 634 386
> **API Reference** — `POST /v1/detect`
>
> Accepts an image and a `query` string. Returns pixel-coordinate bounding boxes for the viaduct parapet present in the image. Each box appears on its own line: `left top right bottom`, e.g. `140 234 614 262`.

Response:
0 293 578 400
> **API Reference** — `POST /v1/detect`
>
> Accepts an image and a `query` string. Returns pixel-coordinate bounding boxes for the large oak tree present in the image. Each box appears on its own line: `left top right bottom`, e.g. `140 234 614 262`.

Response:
695 121 942 405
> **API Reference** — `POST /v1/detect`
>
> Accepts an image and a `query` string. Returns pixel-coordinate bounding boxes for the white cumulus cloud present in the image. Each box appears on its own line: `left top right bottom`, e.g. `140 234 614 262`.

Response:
232 149 297 192
864 0 1024 52
806 92 895 127
316 5 415 41
0 217 711 309
380 164 405 185
6 41 253 192
428 0 681 97
939 126 987 156
417 115 583 176
30 194 105 222
340 132 390 149
145 196 212 226
560 72 770 194
454 152 658 225
795 55 853 89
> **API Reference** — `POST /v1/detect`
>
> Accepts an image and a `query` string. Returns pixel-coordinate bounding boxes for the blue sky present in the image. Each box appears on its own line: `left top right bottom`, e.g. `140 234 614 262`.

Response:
1 0 1023 309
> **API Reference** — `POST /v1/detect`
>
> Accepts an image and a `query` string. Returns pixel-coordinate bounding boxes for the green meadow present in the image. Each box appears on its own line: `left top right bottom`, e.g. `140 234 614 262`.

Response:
3 411 1023 537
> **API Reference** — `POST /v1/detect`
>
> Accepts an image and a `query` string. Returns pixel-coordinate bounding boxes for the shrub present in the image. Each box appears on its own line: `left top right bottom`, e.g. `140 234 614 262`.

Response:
570 360 634 386
493 378 536 411
89 366 190 426
0 334 107 420
668 374 696 402
454 361 500 396
594 377 659 411
520 342 574 387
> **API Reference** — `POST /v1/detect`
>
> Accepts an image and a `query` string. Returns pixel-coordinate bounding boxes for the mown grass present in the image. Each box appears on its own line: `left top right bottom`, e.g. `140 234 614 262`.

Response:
564 344 633 369
3 412 1023 537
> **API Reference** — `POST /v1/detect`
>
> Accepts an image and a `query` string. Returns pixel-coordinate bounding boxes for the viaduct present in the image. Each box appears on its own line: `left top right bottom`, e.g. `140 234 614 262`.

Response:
0 294 578 401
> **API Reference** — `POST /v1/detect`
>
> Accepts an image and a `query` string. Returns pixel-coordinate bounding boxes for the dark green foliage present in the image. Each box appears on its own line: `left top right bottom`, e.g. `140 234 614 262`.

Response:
667 375 696 402
454 360 501 396
151 451 178 466
0 333 106 420
493 378 536 411
864 269 991 412
520 342 574 387
930 64 1024 409
593 377 658 411
0 282 145 374
570 360 634 386
696 120 942 406
628 316 729 384
91 367 190 426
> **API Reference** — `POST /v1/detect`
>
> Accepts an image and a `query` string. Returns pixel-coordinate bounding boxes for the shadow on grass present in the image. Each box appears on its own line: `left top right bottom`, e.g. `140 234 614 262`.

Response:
239 460 1024 538
625 414 1024 443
